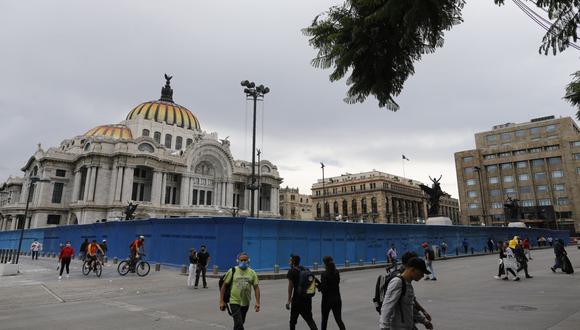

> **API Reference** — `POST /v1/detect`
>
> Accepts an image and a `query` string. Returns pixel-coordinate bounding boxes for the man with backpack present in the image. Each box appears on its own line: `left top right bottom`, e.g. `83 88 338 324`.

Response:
422 243 437 281
379 257 433 330
287 254 318 330
219 252 260 330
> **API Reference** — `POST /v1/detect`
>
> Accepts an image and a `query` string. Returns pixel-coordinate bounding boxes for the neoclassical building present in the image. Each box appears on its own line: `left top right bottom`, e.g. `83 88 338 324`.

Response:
0 76 282 230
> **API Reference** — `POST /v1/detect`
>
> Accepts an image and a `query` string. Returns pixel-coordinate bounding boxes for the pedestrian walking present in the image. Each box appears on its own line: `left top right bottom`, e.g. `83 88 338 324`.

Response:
514 240 532 279
287 254 318 330
58 241 74 280
487 238 495 253
187 248 198 288
551 238 567 273
523 237 532 260
195 245 210 289
440 241 448 257
422 243 437 281
219 252 260 330
494 241 506 279
30 240 41 260
547 237 553 247
462 238 469 254
379 257 433 330
319 256 346 330
386 244 398 267
503 241 520 281
79 238 88 261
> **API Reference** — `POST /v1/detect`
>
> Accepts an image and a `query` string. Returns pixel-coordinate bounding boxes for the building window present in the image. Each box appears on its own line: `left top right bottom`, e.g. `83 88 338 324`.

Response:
154 131 161 143
491 202 503 209
342 200 348 216
486 165 498 173
175 136 183 150
503 176 513 183
371 197 378 214
553 184 565 192
142 129 150 137
463 167 474 174
504 188 516 196
516 161 527 169
466 179 477 186
138 143 155 153
536 185 548 193
291 195 295 201
521 200 535 207
164 134 172 148
529 127 541 135
551 170 564 178
571 141 580 147
545 124 558 132
333 201 339 215
520 186 531 194
51 182 64 203
468 203 478 209
47 214 61 225
489 177 499 184
463 156 474 162
538 199 552 206
577 167 580 174
484 154 497 160
575 153 580 160
548 157 561 165
529 148 542 153
501 132 512 141
489 189 501 197
486 135 497 142
192 189 198 205
499 152 511 158
518 174 529 181
186 138 193 147
351 199 358 215
206 191 212 205
534 172 546 180
545 145 560 151
316 203 321 218
531 159 544 167
55 169 66 177
199 190 205 205
500 163 513 170
557 197 570 205
514 149 527 155
515 130 526 137
467 191 477 198
361 198 367 214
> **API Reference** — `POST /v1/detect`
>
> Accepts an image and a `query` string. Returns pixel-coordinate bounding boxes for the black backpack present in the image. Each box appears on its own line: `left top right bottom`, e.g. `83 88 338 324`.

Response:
296 266 316 298
427 248 435 260
373 271 406 316
218 267 236 314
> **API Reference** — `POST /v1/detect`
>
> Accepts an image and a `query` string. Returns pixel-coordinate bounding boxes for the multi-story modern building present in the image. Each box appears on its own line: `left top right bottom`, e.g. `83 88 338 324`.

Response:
278 187 312 220
455 116 580 232
310 170 459 223
0 76 282 231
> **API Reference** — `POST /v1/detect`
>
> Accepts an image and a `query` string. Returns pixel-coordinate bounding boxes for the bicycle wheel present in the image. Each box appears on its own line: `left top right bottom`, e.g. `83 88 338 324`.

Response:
117 260 130 276
82 261 91 276
136 261 150 277
95 263 102 277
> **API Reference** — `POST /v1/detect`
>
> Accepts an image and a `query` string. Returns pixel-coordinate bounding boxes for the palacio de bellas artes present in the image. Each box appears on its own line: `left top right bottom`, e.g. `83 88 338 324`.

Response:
0 76 282 230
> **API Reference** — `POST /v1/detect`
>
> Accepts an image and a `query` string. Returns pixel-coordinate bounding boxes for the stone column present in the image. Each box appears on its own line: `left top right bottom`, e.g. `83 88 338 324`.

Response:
87 166 98 201
215 181 222 206
160 173 167 205
151 171 162 206
121 167 134 203
422 200 429 220
108 166 118 204
180 176 189 206
269 187 276 212
72 170 82 203
226 182 234 208
82 167 93 202
244 188 251 210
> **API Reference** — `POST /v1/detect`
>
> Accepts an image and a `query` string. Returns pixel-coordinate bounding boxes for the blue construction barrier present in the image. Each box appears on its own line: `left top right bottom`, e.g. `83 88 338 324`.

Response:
0 217 567 271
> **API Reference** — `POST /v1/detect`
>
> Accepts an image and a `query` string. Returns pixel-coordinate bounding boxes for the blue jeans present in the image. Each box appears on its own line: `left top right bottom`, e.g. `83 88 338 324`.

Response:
426 260 436 279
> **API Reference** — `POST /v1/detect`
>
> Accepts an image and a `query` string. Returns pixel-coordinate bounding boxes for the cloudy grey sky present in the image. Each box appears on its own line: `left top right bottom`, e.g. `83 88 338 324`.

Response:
0 0 578 199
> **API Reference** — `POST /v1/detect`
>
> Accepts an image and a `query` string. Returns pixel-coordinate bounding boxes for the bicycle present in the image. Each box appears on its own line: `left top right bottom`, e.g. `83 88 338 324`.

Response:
82 257 103 277
117 254 150 277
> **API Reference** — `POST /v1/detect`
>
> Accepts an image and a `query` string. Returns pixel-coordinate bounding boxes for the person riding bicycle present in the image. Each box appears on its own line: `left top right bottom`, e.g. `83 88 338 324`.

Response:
86 239 105 272
129 236 145 272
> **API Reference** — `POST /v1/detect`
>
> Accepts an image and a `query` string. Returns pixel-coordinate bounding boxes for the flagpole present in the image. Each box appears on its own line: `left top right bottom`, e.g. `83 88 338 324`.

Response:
402 157 406 178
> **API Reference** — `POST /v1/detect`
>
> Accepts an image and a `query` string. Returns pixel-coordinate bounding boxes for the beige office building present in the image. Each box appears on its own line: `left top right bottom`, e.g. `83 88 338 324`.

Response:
279 187 313 220
455 116 580 232
310 171 459 223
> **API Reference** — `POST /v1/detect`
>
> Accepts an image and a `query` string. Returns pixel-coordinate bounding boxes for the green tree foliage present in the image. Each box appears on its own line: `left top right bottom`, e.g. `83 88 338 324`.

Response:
305 0 580 113
564 71 580 119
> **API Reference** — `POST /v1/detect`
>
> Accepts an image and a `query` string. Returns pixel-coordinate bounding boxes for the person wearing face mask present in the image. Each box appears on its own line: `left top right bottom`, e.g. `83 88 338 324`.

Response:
58 241 75 280
220 252 261 330
195 244 211 289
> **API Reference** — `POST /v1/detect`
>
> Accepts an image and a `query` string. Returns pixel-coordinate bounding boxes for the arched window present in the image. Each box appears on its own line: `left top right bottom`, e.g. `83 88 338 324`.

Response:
316 203 321 218
186 138 193 147
351 199 357 216
138 143 155 153
142 129 150 137
32 166 38 177
164 134 172 148
361 198 367 215
342 200 348 216
175 136 183 150
371 197 378 214
153 131 161 143
280 208 284 216
333 201 339 215
83 143 91 151
324 202 330 217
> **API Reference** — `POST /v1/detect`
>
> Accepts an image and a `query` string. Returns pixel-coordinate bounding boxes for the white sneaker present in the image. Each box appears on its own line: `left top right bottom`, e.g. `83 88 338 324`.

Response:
58 276 62 280
66 274 70 279
494 276 500 279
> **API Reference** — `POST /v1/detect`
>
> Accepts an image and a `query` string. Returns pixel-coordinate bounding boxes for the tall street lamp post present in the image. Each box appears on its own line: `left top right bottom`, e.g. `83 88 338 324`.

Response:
16 176 49 264
257 149 261 219
473 166 487 226
320 162 326 220
241 80 270 217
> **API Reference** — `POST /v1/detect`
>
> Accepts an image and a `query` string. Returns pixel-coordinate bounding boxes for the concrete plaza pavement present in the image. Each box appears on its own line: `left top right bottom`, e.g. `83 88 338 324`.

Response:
1 248 579 330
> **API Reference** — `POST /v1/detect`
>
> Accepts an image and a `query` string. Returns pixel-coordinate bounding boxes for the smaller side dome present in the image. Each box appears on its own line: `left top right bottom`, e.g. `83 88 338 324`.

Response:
84 124 133 140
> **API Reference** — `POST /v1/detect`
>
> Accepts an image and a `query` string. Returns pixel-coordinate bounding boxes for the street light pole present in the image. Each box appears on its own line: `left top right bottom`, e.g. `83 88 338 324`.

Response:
16 177 48 264
320 162 326 220
257 149 261 219
474 166 487 226
241 80 270 218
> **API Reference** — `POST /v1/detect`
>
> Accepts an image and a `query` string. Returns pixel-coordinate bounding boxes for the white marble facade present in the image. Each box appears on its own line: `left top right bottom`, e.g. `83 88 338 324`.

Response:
0 77 282 230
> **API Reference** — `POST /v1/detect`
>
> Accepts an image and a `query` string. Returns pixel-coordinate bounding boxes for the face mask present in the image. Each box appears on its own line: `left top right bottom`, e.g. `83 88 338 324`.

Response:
238 261 248 270
66 244 71 247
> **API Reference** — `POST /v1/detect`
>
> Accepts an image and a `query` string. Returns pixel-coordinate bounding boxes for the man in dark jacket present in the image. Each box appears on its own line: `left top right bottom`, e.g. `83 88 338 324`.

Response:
79 239 88 261
514 242 532 278
551 239 566 272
